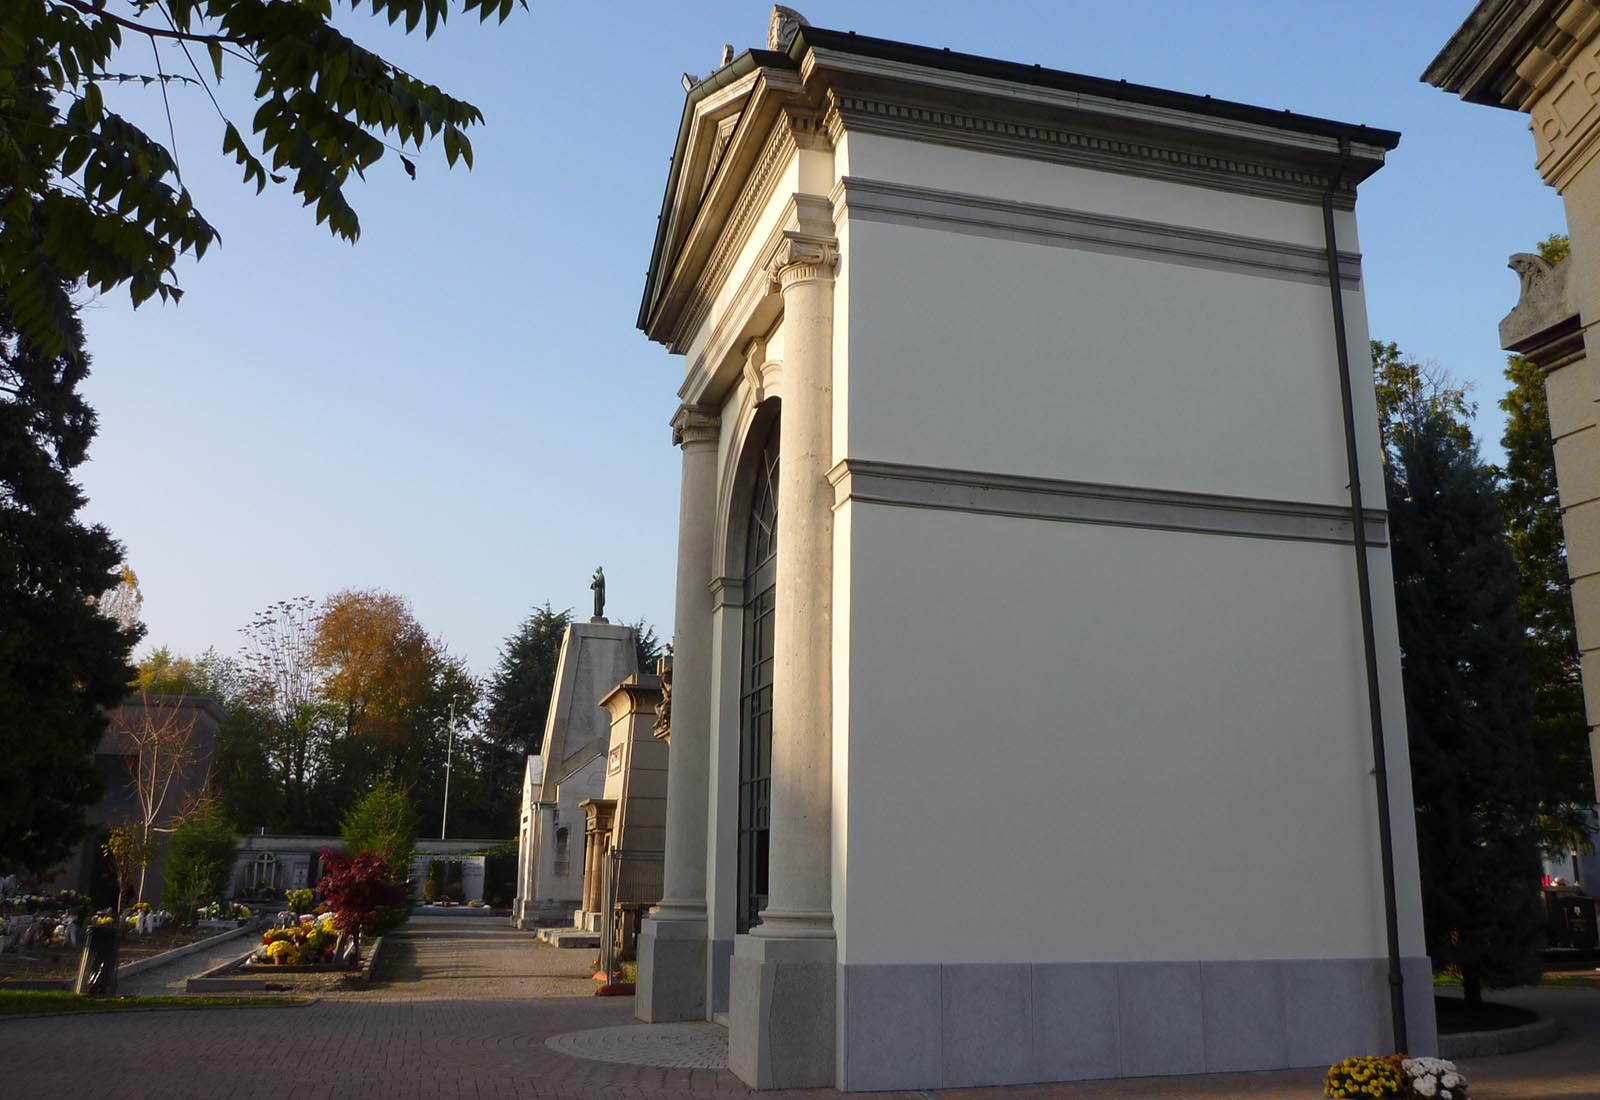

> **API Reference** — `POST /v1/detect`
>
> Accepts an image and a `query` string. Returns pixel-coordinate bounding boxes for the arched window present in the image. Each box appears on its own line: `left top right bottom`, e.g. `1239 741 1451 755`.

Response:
738 417 779 932
554 826 570 877
252 852 277 891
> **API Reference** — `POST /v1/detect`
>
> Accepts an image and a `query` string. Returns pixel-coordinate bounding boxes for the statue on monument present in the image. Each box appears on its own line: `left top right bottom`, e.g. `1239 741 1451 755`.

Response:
590 566 606 622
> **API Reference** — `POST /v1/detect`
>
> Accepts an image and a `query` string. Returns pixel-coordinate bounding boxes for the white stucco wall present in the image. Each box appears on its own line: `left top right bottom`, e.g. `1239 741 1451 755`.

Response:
839 216 1374 506
833 502 1422 965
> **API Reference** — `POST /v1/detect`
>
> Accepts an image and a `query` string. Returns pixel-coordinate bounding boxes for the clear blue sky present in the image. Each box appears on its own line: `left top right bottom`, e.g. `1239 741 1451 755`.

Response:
76 1 1567 680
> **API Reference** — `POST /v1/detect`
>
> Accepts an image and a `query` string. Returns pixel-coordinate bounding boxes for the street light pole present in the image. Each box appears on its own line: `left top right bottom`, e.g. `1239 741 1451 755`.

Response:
440 695 456 841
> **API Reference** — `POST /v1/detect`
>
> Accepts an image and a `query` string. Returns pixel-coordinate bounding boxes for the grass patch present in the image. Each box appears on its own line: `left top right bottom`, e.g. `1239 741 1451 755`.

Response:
1433 971 1600 991
0 990 306 1016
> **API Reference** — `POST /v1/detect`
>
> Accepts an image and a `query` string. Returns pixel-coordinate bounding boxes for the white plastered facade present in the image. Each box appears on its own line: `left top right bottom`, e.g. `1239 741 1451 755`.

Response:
636 22 1431 1092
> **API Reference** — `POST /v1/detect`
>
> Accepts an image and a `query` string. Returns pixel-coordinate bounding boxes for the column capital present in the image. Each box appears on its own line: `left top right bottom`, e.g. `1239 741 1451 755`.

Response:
768 231 839 292
671 404 720 448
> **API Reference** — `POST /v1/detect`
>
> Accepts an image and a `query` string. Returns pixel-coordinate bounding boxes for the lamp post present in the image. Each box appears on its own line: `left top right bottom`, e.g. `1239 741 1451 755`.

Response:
440 695 456 841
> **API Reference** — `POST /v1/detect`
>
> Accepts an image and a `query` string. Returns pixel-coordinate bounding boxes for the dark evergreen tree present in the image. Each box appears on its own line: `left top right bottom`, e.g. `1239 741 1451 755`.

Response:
484 604 571 758
1497 235 1594 854
628 619 664 672
1387 403 1545 1004
0 296 139 877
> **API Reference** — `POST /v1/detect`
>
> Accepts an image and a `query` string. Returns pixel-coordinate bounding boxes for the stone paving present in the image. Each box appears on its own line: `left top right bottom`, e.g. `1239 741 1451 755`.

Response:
547 1021 730 1069
1 914 1597 1099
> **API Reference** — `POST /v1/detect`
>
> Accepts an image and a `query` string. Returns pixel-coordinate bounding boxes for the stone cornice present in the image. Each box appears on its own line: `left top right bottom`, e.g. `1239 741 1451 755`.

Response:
829 458 1388 547
1424 0 1600 189
1424 0 1591 108
642 65 808 348
812 66 1387 210
671 108 823 353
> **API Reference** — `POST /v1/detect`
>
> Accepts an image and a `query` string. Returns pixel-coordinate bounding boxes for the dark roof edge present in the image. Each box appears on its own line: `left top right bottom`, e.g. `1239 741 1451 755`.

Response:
793 25 1400 151
637 48 797 333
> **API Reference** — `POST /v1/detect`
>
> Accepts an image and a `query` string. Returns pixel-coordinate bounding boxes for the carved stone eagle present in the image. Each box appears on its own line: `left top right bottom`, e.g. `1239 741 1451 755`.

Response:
768 5 810 52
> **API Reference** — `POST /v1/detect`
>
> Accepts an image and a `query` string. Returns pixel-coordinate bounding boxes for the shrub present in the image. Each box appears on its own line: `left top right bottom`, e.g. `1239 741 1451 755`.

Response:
482 841 517 907
421 879 440 903
162 802 237 924
340 780 416 884
317 849 405 939
284 888 315 915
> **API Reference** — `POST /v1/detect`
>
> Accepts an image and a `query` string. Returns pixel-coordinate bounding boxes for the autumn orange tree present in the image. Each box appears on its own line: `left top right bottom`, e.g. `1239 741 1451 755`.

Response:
309 588 479 830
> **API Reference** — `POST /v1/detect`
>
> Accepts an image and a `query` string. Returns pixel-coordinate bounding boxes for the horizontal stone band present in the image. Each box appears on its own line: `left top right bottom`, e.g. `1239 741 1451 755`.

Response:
828 458 1388 546
834 176 1361 288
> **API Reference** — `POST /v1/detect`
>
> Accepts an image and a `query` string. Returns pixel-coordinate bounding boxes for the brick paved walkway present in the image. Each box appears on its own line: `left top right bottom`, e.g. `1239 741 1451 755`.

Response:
3 914 1598 1099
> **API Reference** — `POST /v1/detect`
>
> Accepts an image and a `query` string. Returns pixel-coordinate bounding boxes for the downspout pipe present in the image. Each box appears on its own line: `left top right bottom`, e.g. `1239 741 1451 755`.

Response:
1322 137 1408 1054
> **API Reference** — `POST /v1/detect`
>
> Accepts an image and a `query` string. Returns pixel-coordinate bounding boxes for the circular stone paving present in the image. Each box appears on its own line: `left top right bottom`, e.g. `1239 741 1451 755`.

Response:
544 1022 729 1069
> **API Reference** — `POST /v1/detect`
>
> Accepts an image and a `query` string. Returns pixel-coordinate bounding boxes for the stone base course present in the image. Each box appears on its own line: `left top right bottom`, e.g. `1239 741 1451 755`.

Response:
3 916 1598 1100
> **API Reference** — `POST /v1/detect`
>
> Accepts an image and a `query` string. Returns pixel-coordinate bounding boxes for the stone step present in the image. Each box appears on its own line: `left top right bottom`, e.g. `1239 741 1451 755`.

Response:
536 927 600 948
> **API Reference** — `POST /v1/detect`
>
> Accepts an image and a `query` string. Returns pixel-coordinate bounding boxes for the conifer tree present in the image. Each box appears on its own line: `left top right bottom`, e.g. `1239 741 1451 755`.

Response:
1387 401 1544 1004
484 603 572 759
0 297 140 876
1497 234 1595 853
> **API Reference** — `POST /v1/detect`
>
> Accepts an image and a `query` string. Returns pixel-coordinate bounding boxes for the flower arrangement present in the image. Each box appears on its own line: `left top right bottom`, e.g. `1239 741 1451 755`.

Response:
1326 1056 1405 1099
255 914 341 965
264 939 299 964
285 888 315 915
1399 1057 1468 1100
1325 1056 1470 1100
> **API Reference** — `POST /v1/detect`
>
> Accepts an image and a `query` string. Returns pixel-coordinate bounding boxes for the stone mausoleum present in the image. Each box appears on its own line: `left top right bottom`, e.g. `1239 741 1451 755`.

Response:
512 619 639 927
633 8 1434 1091
1425 0 1600 802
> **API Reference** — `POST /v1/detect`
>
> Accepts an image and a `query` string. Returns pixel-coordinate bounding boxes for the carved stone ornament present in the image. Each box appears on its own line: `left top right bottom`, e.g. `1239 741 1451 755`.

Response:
768 232 839 291
652 654 673 743
1500 251 1579 356
671 404 720 448
767 5 810 52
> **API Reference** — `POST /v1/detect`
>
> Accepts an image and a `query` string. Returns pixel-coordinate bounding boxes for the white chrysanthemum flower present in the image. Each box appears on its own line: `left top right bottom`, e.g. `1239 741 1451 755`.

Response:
1416 1078 1438 1097
1442 1072 1462 1088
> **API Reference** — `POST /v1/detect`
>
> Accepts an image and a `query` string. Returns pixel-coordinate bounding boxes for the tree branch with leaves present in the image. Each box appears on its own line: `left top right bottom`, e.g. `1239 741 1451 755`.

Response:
1 0 523 360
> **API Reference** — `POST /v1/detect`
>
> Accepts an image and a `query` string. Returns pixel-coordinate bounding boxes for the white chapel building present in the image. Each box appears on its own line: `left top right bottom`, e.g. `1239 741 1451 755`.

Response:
634 9 1434 1090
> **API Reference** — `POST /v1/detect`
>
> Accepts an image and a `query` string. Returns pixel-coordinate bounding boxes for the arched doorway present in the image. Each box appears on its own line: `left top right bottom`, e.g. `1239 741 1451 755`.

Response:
738 415 779 933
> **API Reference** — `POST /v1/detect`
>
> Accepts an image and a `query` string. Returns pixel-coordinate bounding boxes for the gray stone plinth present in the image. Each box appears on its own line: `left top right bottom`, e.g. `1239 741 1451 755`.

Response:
728 934 835 1089
833 955 1435 1092
636 920 707 1023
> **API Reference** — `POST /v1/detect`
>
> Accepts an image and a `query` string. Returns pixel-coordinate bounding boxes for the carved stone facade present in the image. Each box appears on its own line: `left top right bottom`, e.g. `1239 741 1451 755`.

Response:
1428 0 1600 798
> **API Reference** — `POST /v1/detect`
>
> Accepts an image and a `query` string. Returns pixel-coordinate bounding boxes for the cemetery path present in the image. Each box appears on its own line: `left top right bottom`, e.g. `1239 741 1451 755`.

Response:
118 929 261 996
2 914 1598 1099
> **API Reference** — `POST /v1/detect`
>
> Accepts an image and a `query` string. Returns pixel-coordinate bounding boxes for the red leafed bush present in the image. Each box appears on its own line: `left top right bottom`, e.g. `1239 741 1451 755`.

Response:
317 848 404 937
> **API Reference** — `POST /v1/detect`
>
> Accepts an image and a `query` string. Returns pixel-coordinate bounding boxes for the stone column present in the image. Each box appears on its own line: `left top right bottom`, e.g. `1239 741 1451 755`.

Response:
636 403 720 1022
729 232 840 1089
583 829 601 915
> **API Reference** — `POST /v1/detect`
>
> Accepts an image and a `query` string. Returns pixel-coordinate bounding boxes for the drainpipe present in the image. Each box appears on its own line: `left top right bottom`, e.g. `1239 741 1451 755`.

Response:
1321 137 1408 1053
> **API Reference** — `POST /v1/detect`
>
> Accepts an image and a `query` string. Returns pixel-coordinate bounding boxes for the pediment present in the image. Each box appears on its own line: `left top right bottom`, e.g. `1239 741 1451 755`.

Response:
638 50 803 342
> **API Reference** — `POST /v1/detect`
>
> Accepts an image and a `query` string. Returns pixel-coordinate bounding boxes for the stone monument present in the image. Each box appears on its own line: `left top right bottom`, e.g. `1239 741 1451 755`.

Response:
511 616 638 928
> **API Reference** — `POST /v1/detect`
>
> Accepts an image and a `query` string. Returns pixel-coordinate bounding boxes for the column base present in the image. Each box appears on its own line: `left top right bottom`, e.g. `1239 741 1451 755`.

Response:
636 917 708 1022
728 933 836 1089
